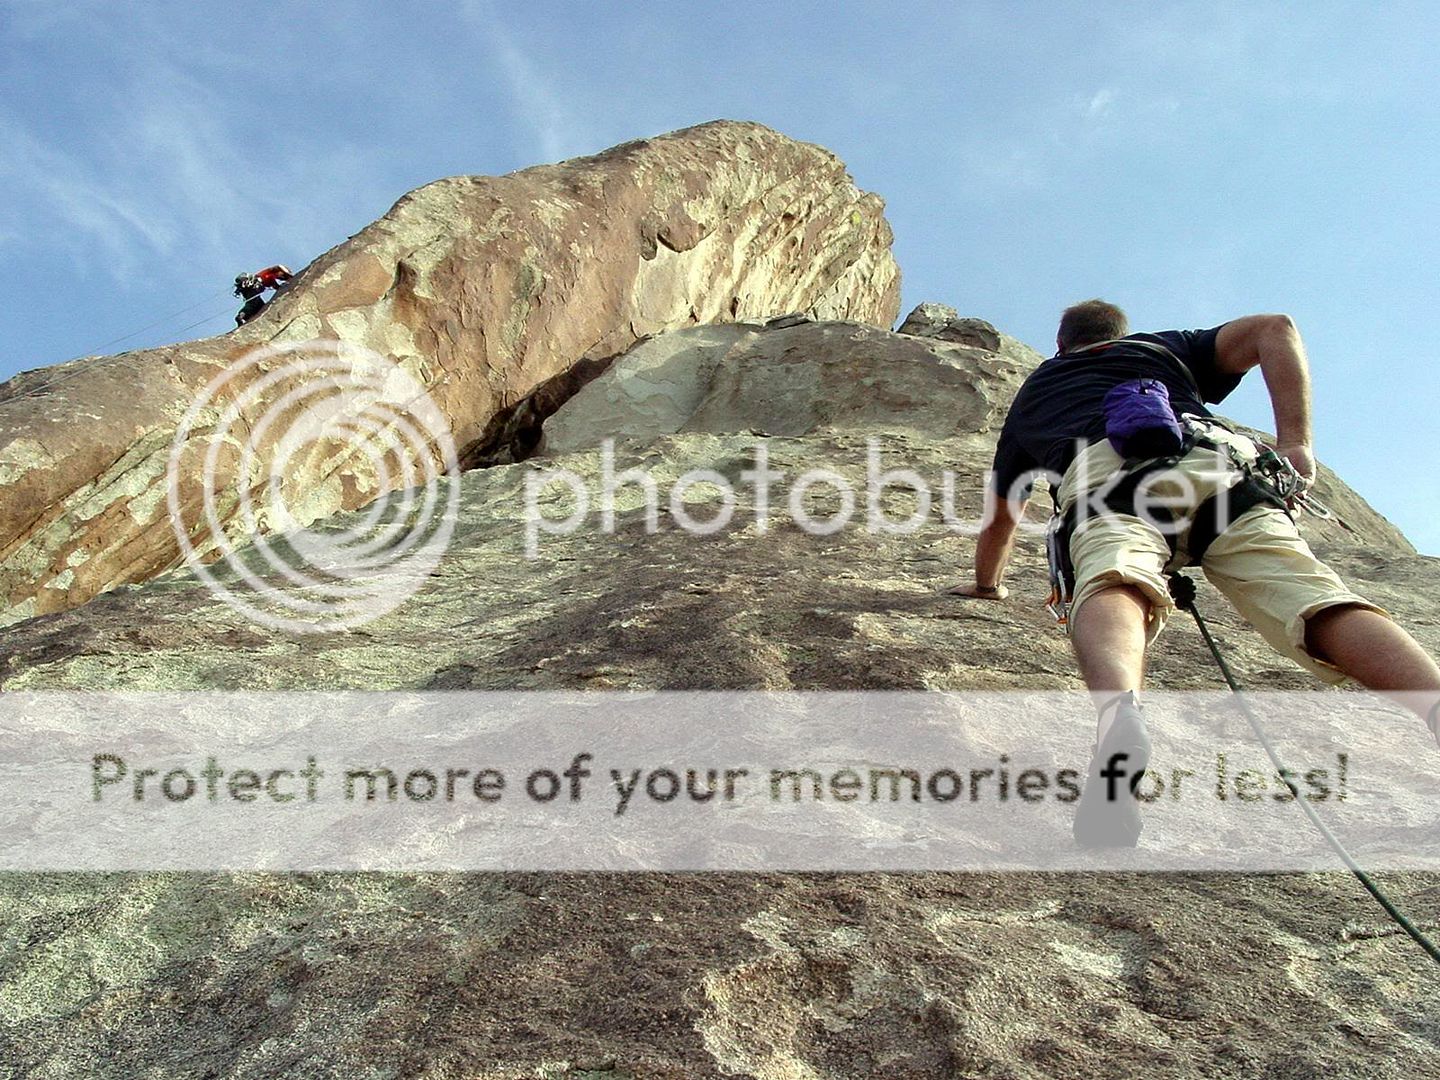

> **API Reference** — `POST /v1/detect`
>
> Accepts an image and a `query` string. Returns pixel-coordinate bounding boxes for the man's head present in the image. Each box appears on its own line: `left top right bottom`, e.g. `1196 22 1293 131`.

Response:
1057 299 1129 353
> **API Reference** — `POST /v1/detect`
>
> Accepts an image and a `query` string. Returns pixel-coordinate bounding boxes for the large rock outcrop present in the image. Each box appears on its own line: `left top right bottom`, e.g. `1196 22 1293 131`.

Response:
2 318 1437 1078
0 121 900 625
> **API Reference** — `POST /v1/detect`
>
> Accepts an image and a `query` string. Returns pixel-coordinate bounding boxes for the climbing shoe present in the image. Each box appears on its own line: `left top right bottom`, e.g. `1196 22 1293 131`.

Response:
1073 692 1152 849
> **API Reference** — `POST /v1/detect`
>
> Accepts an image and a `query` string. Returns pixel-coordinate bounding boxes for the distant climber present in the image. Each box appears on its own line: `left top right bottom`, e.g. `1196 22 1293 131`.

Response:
953 299 1440 847
233 264 293 326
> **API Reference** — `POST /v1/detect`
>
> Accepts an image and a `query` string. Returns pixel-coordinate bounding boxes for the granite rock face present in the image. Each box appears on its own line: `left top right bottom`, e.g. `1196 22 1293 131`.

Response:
0 121 900 626
540 319 1038 456
2 320 1438 1078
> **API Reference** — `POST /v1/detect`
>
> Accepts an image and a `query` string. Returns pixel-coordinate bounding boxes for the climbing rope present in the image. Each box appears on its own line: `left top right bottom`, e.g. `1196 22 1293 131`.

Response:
0 287 238 406
87 287 237 354
1168 571 1440 967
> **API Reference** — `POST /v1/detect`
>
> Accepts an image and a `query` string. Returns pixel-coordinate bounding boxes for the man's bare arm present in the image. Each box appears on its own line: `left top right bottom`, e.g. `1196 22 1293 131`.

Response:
1214 314 1315 480
949 489 1026 600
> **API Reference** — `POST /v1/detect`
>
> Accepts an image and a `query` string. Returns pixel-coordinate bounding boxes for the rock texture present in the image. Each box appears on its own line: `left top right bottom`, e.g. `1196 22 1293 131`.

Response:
0 121 900 626
896 301 1004 351
2 318 1438 1078
539 319 1036 456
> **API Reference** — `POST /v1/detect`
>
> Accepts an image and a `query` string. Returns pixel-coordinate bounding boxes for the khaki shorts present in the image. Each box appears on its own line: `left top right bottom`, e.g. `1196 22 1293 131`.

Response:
1056 432 1384 683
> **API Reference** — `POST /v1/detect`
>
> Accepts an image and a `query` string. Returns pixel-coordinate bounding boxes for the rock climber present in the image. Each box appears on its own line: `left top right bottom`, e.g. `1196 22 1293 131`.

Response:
234 264 293 326
953 299 1440 846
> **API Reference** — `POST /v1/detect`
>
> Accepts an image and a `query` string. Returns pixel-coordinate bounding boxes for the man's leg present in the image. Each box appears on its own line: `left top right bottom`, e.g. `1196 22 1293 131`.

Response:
1305 604 1440 690
237 296 264 326
1070 582 1150 746
1058 447 1178 846
1071 584 1151 689
1305 605 1440 739
1203 508 1440 742
1067 573 1164 847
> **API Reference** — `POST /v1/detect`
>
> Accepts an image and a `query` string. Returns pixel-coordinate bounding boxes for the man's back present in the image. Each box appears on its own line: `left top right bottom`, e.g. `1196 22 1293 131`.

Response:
991 329 1239 495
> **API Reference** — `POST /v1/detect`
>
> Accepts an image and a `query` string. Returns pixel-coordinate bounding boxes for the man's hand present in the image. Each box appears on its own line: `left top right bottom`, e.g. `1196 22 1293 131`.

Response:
947 582 1010 601
958 489 1026 604
1275 443 1316 489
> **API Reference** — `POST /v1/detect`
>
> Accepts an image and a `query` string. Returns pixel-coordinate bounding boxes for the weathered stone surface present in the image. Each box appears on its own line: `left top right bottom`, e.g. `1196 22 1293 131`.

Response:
1 323 1437 1078
541 320 1041 456
2 868 1435 1079
897 302 1004 351
0 121 901 626
762 311 813 330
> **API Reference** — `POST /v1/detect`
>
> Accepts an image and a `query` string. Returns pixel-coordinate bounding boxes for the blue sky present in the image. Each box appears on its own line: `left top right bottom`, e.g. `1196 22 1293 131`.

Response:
2 0 1437 553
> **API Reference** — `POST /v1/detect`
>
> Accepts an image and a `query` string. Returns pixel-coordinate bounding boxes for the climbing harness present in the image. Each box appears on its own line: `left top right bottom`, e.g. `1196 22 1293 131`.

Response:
233 273 263 297
1197 418 1353 530
1168 571 1440 968
1043 416 1351 632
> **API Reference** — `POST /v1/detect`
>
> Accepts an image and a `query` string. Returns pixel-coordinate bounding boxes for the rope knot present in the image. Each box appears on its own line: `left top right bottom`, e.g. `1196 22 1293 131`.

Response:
1167 571 1197 610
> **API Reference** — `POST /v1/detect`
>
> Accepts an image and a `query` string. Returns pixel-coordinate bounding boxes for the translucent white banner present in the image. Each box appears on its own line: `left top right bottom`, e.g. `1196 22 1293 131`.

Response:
0 691 1434 871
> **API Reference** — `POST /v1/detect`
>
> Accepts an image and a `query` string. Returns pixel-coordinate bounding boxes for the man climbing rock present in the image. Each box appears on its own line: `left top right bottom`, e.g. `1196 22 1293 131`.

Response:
233 264 293 326
954 299 1440 847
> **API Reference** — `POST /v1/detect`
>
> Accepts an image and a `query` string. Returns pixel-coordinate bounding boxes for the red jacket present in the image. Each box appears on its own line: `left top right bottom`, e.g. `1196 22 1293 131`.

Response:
255 265 292 288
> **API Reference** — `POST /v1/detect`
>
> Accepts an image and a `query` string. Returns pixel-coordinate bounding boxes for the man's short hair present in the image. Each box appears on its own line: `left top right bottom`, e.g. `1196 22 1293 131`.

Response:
1057 300 1130 351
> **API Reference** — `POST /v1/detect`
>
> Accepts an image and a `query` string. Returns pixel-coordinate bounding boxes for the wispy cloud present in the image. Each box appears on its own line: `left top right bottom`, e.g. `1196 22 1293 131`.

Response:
0 111 178 275
1084 88 1117 119
460 0 592 164
0 6 254 275
0 27 361 285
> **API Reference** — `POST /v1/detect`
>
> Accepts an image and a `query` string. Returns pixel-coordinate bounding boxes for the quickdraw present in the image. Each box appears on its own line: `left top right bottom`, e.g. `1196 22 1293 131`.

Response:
1249 447 1355 532
1045 511 1074 630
